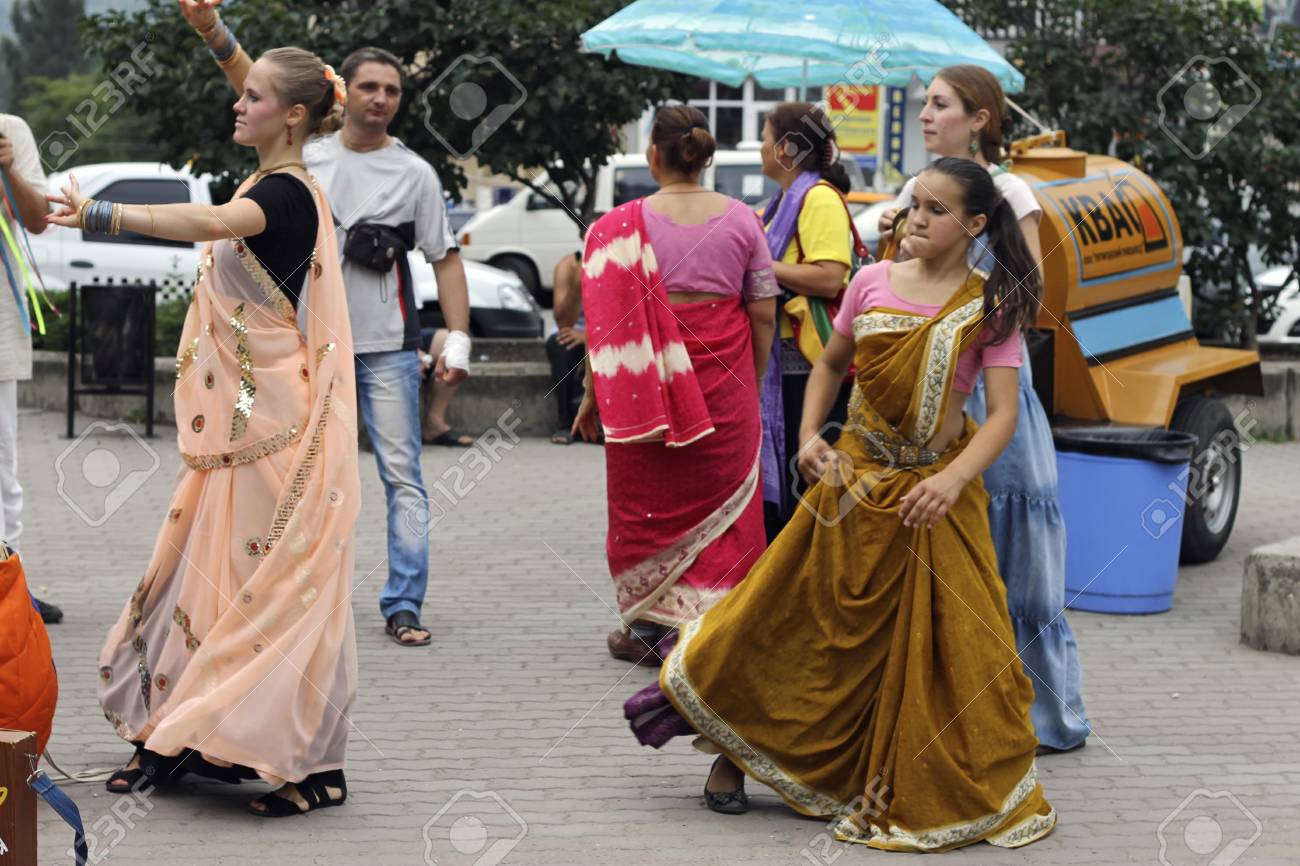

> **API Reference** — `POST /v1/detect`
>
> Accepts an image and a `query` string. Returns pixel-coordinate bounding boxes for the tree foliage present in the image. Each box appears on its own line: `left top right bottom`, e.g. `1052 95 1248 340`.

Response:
944 0 1300 346
86 0 690 222
0 0 94 111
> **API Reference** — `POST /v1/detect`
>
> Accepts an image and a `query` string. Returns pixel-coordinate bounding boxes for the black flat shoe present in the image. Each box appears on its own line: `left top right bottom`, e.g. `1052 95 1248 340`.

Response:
248 769 347 817
704 755 749 815
35 597 63 624
105 745 180 794
174 749 259 784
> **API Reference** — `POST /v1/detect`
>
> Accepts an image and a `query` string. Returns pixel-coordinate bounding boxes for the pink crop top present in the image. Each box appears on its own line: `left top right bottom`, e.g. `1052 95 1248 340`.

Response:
832 261 1022 394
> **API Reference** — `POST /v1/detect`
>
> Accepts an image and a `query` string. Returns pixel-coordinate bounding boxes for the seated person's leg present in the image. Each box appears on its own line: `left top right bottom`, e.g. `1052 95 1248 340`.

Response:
421 329 474 447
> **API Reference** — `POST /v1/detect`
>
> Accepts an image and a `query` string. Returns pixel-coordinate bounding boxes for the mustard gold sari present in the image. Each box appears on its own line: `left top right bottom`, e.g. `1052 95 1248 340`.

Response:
658 274 1055 851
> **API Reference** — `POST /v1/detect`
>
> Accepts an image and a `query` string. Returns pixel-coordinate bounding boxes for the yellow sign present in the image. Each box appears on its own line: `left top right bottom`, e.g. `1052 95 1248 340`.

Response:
826 85 882 159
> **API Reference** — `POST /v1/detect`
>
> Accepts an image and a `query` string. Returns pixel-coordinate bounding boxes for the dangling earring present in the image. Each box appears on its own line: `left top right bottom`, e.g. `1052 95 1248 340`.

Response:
286 126 293 146
969 130 979 156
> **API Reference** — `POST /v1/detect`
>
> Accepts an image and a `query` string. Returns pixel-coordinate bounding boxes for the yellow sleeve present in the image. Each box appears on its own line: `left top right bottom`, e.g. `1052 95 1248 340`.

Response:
783 185 852 279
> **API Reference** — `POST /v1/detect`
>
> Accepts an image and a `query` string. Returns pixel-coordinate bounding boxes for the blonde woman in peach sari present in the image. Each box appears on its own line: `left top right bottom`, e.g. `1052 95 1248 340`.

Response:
48 44 360 817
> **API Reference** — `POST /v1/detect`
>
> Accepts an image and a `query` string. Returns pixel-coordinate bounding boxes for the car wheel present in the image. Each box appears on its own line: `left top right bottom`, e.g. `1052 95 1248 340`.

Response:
1169 394 1242 564
491 255 547 306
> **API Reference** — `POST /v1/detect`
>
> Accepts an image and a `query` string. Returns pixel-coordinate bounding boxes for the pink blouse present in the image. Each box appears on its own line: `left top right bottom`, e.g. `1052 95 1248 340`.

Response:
642 198 780 302
832 261 1021 394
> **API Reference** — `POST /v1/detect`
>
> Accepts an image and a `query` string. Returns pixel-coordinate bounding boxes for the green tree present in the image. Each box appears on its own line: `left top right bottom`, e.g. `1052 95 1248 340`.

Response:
0 0 94 111
18 73 161 165
87 0 690 220
944 0 1300 347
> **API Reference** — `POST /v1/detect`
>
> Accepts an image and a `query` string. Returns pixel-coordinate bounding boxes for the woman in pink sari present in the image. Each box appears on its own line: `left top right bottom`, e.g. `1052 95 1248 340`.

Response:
575 106 777 665
48 41 360 817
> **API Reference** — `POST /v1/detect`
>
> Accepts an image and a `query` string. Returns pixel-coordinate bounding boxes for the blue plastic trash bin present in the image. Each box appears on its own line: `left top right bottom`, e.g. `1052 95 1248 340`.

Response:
1053 427 1198 614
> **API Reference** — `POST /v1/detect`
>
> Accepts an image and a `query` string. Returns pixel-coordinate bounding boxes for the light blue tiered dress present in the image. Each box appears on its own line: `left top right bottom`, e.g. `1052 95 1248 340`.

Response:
967 341 1091 751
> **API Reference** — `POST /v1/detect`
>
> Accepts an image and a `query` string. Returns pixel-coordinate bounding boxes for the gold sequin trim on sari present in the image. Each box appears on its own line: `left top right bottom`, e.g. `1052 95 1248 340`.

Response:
173 605 200 652
832 764 1052 851
263 391 332 556
181 423 303 471
851 310 928 340
232 239 298 324
127 578 152 712
175 336 199 381
229 303 256 441
316 342 336 367
913 296 983 445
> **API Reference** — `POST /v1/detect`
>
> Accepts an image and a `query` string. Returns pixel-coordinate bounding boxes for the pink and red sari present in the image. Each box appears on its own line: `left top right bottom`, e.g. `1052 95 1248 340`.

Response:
583 200 765 627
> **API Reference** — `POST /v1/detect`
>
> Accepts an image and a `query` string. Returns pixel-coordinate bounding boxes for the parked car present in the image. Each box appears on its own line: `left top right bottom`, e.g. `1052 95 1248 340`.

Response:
457 149 868 305
1255 265 1300 345
409 251 542 338
26 162 541 338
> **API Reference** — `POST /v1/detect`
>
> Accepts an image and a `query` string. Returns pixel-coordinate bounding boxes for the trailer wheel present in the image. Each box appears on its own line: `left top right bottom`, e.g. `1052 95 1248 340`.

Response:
1169 395 1242 564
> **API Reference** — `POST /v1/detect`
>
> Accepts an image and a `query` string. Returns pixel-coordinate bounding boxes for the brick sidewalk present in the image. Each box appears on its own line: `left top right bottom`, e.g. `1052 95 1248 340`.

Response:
15 408 1300 866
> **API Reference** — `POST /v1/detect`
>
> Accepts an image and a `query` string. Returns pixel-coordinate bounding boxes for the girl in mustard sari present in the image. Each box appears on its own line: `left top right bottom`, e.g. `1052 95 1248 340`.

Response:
48 45 360 817
625 157 1055 851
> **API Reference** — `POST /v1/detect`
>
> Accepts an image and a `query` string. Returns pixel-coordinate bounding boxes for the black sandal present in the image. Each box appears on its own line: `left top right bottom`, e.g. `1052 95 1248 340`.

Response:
385 610 431 647
704 755 749 815
105 745 179 794
174 749 259 784
248 769 347 817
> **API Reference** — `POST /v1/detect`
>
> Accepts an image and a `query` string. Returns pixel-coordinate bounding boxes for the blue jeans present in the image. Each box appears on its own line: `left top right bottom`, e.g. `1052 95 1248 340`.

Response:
354 350 428 620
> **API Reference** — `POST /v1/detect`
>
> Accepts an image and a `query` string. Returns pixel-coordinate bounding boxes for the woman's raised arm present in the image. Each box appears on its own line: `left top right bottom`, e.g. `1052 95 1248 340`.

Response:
179 0 253 96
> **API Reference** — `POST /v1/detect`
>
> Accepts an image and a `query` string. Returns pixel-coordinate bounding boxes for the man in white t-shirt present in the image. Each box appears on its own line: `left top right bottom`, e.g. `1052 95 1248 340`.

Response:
303 48 472 648
0 114 62 623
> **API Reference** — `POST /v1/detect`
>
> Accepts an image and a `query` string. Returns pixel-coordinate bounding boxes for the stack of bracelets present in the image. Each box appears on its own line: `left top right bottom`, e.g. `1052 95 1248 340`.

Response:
78 199 125 236
196 17 240 68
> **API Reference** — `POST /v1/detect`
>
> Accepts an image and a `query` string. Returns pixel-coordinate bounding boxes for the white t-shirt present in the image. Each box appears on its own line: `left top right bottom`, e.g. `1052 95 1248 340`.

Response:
0 114 47 382
305 133 456 354
894 164 1042 223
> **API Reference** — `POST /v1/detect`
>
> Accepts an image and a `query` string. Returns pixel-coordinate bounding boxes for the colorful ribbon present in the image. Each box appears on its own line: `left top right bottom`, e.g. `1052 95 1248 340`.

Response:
0 165 51 334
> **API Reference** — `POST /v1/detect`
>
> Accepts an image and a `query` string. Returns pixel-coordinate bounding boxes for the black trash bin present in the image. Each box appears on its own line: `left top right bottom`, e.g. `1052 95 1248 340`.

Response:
67 283 156 438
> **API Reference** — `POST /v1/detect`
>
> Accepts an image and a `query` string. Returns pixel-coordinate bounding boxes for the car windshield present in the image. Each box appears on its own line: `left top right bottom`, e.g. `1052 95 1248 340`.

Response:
613 167 657 206
713 165 778 206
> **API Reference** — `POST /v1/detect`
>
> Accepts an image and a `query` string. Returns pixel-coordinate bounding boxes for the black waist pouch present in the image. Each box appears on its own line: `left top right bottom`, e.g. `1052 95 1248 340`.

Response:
343 222 414 273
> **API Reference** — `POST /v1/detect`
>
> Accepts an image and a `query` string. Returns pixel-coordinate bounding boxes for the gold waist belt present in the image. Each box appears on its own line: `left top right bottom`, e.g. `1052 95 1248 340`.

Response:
856 429 938 468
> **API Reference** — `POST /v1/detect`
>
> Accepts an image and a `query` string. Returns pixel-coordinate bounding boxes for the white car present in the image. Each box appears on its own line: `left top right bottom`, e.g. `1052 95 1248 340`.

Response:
27 161 543 338
458 148 868 303
409 251 542 338
1255 265 1300 345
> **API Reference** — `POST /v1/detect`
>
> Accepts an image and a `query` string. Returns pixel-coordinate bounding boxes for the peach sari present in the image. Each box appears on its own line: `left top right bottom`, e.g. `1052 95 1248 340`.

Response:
97 173 360 786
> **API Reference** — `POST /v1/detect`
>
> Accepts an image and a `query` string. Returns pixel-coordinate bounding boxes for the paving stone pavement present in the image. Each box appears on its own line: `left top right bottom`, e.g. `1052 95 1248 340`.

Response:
13 407 1300 866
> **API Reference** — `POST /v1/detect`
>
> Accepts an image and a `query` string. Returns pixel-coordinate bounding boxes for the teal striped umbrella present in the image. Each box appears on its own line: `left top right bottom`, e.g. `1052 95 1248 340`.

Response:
581 0 1023 93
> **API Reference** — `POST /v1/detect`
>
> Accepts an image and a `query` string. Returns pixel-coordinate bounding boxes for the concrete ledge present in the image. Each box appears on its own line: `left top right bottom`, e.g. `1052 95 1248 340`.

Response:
20 346 1300 442
1241 535 1300 655
18 340 562 438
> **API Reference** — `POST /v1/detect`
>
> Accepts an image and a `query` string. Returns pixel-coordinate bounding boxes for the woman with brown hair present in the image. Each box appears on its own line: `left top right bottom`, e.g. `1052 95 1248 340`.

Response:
575 105 777 665
53 5 362 817
756 102 861 536
880 64 1091 754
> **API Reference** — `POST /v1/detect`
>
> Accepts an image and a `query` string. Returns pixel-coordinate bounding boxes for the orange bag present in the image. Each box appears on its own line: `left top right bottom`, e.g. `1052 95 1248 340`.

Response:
0 544 57 754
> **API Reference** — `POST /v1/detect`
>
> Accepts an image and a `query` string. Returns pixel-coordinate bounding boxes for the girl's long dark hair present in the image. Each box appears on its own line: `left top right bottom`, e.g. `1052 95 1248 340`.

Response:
913 157 1041 344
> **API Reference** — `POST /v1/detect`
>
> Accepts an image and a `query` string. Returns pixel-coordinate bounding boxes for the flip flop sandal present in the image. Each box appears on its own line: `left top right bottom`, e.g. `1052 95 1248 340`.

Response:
551 429 574 445
385 610 432 647
422 428 475 447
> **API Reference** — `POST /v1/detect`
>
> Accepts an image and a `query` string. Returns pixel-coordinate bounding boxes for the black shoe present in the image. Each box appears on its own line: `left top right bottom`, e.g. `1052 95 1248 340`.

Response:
704 755 749 815
105 745 181 794
35 597 63 624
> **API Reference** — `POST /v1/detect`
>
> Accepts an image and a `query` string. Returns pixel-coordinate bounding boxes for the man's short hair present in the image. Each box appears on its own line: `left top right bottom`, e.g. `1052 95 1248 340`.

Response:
340 47 404 86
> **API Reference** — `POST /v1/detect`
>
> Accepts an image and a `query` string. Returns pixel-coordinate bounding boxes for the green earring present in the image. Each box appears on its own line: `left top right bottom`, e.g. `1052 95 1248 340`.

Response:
969 133 980 156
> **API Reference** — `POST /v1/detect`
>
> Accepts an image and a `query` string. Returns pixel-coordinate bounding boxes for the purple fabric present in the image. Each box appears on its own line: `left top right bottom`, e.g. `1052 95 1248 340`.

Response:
757 170 821 505
625 680 696 749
